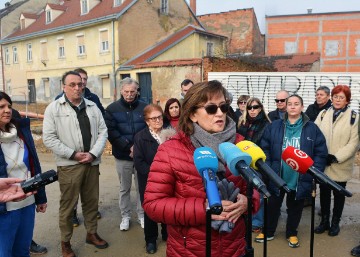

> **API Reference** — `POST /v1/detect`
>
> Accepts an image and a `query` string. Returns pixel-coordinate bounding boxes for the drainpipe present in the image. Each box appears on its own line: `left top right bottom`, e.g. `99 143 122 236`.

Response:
1 45 5 91
112 19 117 101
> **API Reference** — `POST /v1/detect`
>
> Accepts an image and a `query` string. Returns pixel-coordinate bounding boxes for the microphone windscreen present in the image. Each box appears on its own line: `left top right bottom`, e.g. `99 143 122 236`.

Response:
236 140 266 170
194 147 218 173
219 142 252 174
281 146 314 174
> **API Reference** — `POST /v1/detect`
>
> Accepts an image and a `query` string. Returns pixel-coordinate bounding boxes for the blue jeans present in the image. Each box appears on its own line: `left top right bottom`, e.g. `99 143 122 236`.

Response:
0 204 35 257
252 195 264 228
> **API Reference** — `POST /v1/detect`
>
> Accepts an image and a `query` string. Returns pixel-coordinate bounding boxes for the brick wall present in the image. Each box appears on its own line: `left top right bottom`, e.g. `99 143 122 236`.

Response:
198 8 264 55
266 12 360 72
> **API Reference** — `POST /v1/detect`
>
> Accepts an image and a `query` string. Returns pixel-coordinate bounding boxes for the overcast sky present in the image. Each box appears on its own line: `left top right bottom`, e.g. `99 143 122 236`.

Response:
1 0 360 33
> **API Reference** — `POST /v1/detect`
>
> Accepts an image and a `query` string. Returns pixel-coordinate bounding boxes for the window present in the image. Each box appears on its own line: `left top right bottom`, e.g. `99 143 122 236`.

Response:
160 0 168 14
58 39 65 58
46 10 51 23
13 46 18 63
100 30 109 52
27 43 32 62
81 0 88 14
206 42 214 56
114 0 122 6
102 77 110 98
284 41 297 54
77 35 86 55
4 47 9 64
356 39 360 56
41 41 48 61
325 40 339 56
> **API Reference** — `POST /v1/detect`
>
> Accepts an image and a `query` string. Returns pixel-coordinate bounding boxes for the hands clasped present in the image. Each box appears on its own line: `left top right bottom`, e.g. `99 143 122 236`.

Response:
74 152 94 164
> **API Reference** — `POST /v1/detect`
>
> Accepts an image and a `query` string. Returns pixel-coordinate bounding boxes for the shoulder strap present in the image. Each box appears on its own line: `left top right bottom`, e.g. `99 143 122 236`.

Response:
350 110 357 125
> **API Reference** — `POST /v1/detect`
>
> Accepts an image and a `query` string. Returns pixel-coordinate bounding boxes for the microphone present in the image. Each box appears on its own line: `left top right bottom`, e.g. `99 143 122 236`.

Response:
219 142 271 198
193 147 223 215
236 141 290 193
281 146 352 197
21 169 58 193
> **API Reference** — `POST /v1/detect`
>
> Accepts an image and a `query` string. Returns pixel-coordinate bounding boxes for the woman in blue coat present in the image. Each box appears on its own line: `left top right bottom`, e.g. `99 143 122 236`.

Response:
254 94 327 248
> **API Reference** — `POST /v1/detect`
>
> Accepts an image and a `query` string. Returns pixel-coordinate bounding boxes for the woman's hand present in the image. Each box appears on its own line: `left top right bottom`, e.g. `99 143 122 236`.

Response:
36 203 47 213
211 194 247 223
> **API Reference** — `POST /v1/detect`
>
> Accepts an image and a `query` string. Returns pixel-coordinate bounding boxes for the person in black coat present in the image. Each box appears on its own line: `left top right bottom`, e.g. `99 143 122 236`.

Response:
305 86 332 122
268 90 290 121
133 104 168 254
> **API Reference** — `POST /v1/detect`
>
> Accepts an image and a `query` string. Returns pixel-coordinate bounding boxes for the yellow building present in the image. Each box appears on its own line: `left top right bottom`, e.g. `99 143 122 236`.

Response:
0 0 202 104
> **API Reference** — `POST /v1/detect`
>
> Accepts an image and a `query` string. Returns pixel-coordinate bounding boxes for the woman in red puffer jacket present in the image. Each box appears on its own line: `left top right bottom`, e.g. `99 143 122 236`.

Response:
143 81 260 257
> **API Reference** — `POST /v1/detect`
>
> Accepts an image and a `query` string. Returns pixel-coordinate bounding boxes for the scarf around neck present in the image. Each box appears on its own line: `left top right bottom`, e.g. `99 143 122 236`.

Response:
190 117 236 173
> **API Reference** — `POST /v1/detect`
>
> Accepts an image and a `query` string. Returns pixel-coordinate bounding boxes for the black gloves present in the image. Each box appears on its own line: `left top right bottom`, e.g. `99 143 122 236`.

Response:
326 154 338 166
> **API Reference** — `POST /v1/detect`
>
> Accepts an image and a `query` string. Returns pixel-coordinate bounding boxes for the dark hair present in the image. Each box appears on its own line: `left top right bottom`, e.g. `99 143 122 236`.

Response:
61 71 81 85
331 85 351 102
164 98 181 119
237 95 250 104
0 91 14 132
143 104 163 120
179 80 227 136
73 68 87 76
316 86 330 96
286 94 304 106
181 79 194 87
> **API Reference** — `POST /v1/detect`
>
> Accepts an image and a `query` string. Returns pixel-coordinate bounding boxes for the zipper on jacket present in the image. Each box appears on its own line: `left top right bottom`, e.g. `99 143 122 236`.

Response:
183 236 186 248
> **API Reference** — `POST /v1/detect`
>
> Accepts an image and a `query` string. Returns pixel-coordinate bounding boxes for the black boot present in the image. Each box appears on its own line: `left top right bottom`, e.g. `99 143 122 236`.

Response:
328 216 340 236
314 214 330 234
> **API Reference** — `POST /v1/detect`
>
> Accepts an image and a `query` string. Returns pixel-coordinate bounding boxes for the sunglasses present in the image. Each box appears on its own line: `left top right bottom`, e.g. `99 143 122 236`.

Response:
237 101 247 105
200 103 230 114
275 99 286 103
247 105 261 110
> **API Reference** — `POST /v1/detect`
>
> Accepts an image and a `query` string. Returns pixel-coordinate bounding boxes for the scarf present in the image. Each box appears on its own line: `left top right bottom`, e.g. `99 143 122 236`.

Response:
238 112 265 143
333 105 348 122
190 117 236 173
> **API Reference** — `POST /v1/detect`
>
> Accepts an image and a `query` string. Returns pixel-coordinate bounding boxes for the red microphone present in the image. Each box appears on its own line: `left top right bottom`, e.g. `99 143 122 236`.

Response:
281 146 314 174
281 146 352 197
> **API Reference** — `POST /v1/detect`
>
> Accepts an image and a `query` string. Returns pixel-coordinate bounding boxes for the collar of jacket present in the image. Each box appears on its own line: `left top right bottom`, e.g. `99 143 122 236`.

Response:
120 96 139 109
284 112 310 126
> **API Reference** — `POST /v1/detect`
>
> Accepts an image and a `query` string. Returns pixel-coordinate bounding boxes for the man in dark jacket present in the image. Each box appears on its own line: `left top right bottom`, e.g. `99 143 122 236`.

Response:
268 90 290 121
305 86 332 121
105 77 147 231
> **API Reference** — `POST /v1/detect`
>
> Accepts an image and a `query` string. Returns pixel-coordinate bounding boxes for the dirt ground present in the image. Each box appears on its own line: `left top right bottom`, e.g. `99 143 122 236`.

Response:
33 152 360 257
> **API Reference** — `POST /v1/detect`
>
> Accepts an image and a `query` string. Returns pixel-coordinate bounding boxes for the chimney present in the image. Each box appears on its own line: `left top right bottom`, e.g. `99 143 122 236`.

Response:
190 0 196 15
307 8 312 14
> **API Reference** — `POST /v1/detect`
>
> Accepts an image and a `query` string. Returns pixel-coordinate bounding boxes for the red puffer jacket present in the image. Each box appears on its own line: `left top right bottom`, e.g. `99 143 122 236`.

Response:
143 132 260 257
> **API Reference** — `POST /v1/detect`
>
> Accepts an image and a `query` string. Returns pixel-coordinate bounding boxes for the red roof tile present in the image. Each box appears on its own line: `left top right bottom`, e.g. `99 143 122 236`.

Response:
5 0 137 41
21 13 39 19
123 25 226 66
47 3 67 11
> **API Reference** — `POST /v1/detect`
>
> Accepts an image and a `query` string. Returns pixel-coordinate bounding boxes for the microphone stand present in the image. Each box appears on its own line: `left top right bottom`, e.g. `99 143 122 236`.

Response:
245 184 254 257
206 207 211 257
310 179 316 257
263 195 268 257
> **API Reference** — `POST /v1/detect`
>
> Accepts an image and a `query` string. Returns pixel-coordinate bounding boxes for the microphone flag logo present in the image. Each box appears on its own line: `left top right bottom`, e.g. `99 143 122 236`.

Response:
285 158 299 171
294 149 309 159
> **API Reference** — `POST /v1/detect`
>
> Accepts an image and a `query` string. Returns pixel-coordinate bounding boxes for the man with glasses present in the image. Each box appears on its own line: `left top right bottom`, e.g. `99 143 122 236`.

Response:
43 71 108 256
268 90 290 121
105 77 147 231
305 86 332 122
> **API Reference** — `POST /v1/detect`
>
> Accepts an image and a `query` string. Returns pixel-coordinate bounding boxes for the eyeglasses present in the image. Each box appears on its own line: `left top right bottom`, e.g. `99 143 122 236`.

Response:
332 95 346 100
247 105 261 110
237 101 247 105
275 99 286 103
148 115 163 122
67 82 84 88
200 103 230 114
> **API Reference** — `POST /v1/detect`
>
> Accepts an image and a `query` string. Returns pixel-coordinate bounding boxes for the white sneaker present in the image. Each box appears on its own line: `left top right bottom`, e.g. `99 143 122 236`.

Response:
137 217 144 229
120 217 130 231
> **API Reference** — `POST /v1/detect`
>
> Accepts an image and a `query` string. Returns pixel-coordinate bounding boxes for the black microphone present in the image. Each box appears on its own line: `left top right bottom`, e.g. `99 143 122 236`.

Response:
236 140 290 193
282 146 352 197
219 142 271 198
21 169 58 193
